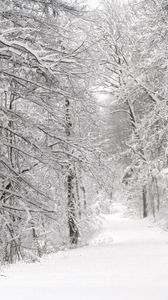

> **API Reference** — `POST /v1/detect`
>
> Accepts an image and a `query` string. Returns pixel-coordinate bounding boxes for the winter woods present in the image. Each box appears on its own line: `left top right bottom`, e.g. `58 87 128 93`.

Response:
1 0 168 265
93 0 168 221
0 0 110 263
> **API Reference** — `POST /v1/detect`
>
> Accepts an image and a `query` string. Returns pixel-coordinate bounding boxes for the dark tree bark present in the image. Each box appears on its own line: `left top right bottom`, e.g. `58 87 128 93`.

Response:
67 168 79 245
65 98 79 245
142 185 148 218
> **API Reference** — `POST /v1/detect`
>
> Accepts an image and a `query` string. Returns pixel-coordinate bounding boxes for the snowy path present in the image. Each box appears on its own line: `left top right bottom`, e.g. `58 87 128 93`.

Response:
1 207 168 300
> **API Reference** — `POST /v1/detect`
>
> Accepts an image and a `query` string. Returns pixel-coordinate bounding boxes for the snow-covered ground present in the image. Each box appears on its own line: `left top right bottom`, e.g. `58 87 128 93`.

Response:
1 204 168 300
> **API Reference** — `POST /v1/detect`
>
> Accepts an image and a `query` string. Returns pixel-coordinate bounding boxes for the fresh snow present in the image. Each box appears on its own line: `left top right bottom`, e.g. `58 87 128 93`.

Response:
1 204 168 300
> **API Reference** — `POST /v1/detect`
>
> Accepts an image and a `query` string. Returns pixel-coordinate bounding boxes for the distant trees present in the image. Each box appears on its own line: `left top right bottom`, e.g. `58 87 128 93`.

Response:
92 0 168 219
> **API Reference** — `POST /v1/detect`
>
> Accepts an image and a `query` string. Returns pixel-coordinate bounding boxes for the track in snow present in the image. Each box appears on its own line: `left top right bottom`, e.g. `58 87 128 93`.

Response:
1 204 168 300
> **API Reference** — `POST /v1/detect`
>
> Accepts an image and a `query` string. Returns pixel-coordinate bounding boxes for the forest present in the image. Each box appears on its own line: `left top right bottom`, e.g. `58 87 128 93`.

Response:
0 0 168 267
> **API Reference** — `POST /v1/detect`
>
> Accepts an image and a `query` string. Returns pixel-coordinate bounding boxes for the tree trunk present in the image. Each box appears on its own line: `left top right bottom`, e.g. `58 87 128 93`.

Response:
65 98 79 245
67 168 79 245
142 185 148 218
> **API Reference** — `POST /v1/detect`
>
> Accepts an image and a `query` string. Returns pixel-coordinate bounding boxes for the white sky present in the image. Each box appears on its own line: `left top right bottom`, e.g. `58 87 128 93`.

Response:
87 0 102 8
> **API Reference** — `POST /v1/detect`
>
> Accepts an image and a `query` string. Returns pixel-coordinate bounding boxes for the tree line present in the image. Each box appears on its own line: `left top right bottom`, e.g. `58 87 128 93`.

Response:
0 0 167 264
